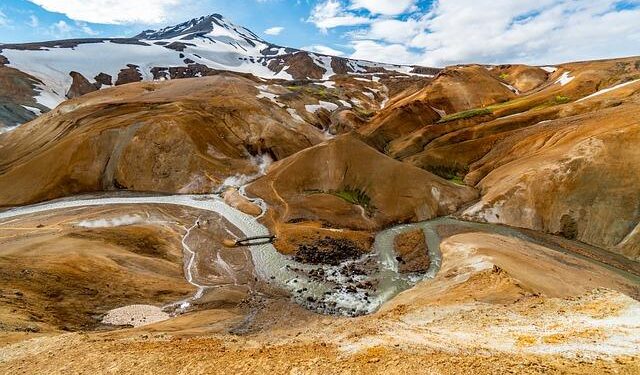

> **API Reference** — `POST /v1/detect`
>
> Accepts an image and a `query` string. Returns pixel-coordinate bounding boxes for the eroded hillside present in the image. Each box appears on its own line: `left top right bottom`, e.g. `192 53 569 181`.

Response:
0 19 639 373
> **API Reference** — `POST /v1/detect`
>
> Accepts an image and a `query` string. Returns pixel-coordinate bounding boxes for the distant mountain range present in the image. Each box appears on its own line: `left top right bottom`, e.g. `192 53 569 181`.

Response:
0 13 436 132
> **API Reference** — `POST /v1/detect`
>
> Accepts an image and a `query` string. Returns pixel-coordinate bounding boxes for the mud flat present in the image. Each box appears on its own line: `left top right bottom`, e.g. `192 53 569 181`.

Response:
102 305 170 327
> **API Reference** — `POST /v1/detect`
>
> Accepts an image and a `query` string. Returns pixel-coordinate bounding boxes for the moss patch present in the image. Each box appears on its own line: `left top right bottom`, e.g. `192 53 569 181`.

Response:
330 186 375 214
438 108 492 123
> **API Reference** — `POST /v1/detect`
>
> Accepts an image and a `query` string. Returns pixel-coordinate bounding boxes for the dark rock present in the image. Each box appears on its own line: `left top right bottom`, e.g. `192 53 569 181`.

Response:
393 229 430 274
330 57 352 75
293 237 365 266
559 214 579 240
165 41 195 52
115 64 143 85
266 52 328 80
410 66 441 76
66 71 98 99
94 72 113 87
151 67 169 80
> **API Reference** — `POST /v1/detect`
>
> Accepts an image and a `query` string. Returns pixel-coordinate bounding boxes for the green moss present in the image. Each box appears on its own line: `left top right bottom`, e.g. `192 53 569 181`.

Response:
448 175 465 185
553 95 571 104
438 108 492 123
354 107 375 118
426 164 469 185
306 186 376 214
499 73 509 80
330 186 375 214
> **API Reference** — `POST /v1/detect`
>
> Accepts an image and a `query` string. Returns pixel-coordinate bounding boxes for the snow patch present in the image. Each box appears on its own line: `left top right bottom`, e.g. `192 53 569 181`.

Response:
555 71 574 86
338 100 352 108
77 215 144 228
576 79 640 102
286 108 305 122
221 153 273 188
21 105 42 116
501 82 520 95
305 100 339 113
256 85 285 107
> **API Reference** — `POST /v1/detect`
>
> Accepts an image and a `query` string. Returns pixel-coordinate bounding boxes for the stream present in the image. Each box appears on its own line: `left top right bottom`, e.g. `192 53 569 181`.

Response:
2 194 638 317
0 194 443 316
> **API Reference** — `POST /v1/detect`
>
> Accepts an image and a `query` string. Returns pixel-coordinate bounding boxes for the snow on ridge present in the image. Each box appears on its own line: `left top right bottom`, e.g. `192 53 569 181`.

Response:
577 79 640 102
256 85 285 107
501 82 520 95
541 66 557 73
21 105 42 116
286 108 305 122
555 71 574 86
1 13 426 124
305 101 339 113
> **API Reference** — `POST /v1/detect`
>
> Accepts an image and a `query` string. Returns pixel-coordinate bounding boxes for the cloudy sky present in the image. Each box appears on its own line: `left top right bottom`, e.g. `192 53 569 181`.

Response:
0 0 639 66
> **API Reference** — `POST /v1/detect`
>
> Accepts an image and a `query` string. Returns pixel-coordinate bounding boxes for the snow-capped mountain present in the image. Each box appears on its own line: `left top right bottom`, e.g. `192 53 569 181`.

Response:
0 13 434 132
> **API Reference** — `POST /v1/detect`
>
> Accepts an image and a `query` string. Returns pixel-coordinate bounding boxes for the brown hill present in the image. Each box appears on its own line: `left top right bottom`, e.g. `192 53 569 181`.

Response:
0 75 329 206
246 134 477 253
360 65 517 149
461 99 640 260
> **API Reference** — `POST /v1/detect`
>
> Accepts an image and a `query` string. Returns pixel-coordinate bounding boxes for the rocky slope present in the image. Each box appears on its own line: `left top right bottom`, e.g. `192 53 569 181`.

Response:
357 56 640 260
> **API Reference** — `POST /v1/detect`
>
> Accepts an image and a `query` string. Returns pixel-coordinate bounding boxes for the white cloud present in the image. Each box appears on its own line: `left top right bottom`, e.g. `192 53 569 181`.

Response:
0 10 8 27
349 0 416 15
302 44 346 56
307 0 371 31
50 20 72 37
413 0 640 66
27 15 40 28
350 40 419 64
309 0 640 66
354 18 421 44
264 26 284 36
28 0 184 24
77 22 99 35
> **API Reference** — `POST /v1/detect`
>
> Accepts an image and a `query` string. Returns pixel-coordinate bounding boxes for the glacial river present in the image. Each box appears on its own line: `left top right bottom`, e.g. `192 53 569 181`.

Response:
0 194 444 316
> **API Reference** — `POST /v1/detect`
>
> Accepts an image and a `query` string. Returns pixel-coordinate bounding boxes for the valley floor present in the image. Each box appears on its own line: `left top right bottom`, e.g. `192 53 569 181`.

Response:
0 197 639 374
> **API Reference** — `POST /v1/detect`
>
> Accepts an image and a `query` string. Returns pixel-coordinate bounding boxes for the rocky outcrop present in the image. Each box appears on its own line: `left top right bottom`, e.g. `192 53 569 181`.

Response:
115 64 143 85
0 65 47 129
393 229 430 273
94 73 113 87
410 66 440 76
269 52 327 80
165 41 196 52
66 71 98 99
330 57 352 75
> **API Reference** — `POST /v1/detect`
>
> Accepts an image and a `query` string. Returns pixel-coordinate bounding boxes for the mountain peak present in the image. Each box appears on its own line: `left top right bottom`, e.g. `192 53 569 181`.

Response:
134 13 266 46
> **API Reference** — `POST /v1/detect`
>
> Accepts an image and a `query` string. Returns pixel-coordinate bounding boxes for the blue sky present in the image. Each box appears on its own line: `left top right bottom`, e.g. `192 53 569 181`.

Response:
0 0 639 66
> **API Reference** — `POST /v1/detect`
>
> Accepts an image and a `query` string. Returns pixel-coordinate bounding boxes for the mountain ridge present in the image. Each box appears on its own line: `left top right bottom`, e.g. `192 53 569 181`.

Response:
0 13 435 132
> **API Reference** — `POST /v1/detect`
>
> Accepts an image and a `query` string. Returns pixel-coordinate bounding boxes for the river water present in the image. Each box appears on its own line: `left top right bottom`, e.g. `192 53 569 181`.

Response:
0 194 444 316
